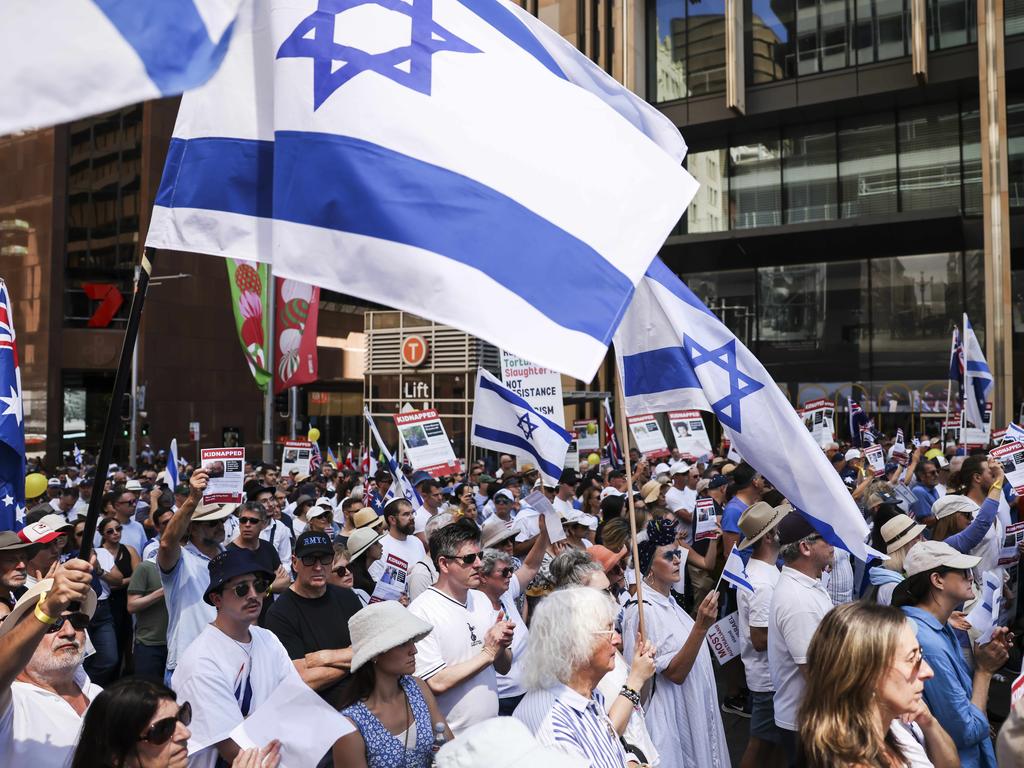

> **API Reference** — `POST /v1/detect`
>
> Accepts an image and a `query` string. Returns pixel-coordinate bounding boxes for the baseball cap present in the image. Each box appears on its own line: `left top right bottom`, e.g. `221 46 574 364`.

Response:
708 475 729 490
931 494 979 520
203 549 273 604
306 501 332 519
18 519 65 544
478 474 496 484
670 462 692 476
843 448 861 462
776 512 819 546
599 486 623 500
294 531 333 558
903 540 980 577
494 488 515 503
410 471 433 487
47 477 61 487
558 468 578 486
39 514 73 534
588 544 627 573
125 479 143 492
866 489 899 509
562 509 598 530
654 462 671 478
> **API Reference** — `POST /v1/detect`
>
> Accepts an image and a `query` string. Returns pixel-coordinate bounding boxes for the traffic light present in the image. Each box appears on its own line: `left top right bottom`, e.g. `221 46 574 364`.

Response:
120 393 132 421
122 424 130 439
141 422 149 437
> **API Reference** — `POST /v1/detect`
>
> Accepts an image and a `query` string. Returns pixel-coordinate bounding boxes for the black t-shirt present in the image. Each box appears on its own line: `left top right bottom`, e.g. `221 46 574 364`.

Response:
227 539 281 625
264 584 363 698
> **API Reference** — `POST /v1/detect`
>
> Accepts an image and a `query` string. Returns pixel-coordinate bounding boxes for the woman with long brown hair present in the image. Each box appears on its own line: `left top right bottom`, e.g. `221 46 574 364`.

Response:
799 602 959 768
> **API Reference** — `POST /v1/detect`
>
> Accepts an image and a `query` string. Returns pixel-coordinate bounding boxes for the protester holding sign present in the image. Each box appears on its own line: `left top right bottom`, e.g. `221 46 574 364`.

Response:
932 458 1005 582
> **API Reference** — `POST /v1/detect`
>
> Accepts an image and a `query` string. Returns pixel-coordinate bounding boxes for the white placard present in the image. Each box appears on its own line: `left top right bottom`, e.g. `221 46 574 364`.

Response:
998 521 1024 568
369 575 405 603
499 350 564 426
706 612 741 665
523 490 567 543
801 399 836 448
564 435 579 470
991 441 1024 497
667 410 712 459
574 419 599 454
393 409 460 477
962 403 993 446
230 673 355 767
965 570 1003 644
200 447 245 504
694 497 719 541
863 445 885 477
626 414 670 459
891 428 908 466
280 440 312 478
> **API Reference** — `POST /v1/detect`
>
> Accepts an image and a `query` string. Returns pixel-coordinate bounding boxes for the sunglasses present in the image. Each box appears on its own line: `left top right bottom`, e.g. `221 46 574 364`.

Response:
139 702 192 745
238 516 262 526
45 612 91 634
494 566 514 578
226 578 270 598
444 552 482 566
104 525 123 534
660 549 682 562
333 564 349 577
300 554 333 568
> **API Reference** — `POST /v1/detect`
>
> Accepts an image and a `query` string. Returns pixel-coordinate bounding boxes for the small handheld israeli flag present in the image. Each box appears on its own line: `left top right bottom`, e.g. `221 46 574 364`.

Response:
720 544 754 593
167 439 180 490
963 314 993 432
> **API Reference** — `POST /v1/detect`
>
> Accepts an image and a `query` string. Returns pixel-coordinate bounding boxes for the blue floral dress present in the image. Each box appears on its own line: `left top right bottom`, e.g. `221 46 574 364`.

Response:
342 675 434 768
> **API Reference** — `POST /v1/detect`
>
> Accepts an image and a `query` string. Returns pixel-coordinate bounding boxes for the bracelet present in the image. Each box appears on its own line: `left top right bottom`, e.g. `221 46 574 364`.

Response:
619 685 641 709
33 592 58 626
992 477 1005 493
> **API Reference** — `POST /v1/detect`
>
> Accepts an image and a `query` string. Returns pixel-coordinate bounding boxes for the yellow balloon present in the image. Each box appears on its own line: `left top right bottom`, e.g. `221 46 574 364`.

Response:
25 472 47 499
587 453 600 466
307 427 321 443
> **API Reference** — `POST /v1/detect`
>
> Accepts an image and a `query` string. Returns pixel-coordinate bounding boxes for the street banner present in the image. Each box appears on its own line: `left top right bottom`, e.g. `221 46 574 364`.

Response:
281 440 313 478
574 419 599 454
626 414 670 459
394 409 460 477
801 399 836 448
500 351 564 427
961 403 993 446
226 259 271 390
199 447 244 504
706 612 742 665
991 441 1024 496
274 278 320 394
667 410 712 459
694 497 719 541
864 444 886 477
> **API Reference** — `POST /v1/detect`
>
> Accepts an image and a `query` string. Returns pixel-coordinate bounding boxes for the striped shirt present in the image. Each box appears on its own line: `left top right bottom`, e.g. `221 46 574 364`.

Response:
514 684 627 768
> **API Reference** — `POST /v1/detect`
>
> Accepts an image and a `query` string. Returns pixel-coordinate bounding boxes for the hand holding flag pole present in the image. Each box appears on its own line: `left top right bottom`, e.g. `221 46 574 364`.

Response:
614 370 645 639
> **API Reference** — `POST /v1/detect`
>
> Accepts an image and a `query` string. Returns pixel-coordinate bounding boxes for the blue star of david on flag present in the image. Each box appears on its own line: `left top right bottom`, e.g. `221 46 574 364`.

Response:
277 0 481 109
682 336 763 433
516 412 539 441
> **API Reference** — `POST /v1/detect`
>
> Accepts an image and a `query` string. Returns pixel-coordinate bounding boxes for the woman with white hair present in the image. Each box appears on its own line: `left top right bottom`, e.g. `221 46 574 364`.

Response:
513 587 633 767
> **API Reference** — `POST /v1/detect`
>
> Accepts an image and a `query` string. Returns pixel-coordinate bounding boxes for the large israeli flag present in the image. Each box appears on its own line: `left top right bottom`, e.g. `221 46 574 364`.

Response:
963 313 993 431
471 368 571 486
145 0 698 381
0 1 240 136
614 259 877 562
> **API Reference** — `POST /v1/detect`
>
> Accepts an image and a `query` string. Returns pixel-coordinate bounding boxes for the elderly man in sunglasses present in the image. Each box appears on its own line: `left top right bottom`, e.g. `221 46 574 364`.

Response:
265 531 363 702
172 547 300 768
0 557 98 767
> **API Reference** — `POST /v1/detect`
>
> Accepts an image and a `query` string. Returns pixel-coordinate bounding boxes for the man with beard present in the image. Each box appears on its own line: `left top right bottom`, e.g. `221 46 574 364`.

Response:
0 533 33 618
172 548 298 768
0 558 98 766
367 498 424 594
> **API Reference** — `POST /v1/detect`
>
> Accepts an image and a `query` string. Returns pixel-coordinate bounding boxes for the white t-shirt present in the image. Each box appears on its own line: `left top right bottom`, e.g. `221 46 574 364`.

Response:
71 497 89 519
552 496 575 519
261 519 292 566
368 533 425 592
491 578 528 699
172 624 300 768
413 504 438 535
889 720 934 768
665 486 697 514
160 543 219 670
408 587 498 734
0 666 102 768
768 566 834 730
94 546 115 601
737 558 780 693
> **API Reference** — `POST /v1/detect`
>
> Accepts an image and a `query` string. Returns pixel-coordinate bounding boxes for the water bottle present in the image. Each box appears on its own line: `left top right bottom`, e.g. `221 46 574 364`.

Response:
430 722 447 765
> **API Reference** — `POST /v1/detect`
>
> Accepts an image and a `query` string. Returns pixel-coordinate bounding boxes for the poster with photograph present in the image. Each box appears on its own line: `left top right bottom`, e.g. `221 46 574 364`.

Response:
393 409 460 477
694 497 719 541
626 414 670 459
941 417 961 447
891 428 909 465
574 419 599 454
863 444 886 477
801 399 836 447
667 410 712 459
281 440 313 478
998 521 1024 567
990 440 1024 496
961 403 993 446
200 447 245 504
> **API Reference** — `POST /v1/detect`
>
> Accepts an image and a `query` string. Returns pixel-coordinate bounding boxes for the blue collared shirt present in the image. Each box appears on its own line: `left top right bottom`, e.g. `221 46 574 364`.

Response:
910 484 940 522
901 606 996 768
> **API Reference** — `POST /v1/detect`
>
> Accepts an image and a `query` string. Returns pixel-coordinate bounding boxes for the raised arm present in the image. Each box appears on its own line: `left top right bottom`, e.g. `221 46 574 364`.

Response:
662 591 718 685
158 469 207 573
515 518 549 590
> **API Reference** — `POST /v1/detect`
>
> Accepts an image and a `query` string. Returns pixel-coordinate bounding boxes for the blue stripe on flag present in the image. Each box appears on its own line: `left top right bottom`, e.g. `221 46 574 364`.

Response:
644 259 718 319
155 133 633 344
722 568 754 592
94 0 234 93
454 0 566 80
966 360 991 374
477 375 572 439
473 425 565 479
622 346 702 397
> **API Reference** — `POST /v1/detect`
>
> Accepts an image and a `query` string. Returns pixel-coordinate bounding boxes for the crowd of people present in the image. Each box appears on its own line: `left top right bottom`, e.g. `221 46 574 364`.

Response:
1 435 1022 767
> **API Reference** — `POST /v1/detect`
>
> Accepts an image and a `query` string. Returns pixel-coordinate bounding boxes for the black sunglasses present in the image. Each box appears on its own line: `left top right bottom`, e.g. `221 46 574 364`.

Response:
227 578 270 598
333 564 349 576
139 702 192 745
45 612 91 634
444 551 482 566
495 566 514 578
300 554 333 568
104 525 123 534
238 516 262 526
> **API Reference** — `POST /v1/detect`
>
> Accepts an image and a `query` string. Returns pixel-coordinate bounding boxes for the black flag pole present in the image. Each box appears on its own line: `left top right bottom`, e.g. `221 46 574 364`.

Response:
77 247 155 565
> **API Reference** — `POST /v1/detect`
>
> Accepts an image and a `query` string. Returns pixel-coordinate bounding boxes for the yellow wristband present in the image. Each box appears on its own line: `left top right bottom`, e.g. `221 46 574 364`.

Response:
991 477 1005 492
33 592 58 626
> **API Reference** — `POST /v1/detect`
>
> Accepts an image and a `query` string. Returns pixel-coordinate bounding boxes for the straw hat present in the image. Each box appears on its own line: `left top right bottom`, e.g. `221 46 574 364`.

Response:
0 577 97 639
192 503 238 523
352 508 386 531
480 516 516 549
347 527 384 561
348 601 433 672
738 501 791 550
640 479 665 504
880 513 927 554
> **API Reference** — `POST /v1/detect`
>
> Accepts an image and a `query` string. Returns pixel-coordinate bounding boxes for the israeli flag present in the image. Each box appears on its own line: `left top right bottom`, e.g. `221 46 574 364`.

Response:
963 313 993 432
471 368 571 486
0 1 240 136
363 408 421 506
166 439 180 490
145 0 698 381
615 259 877 562
721 544 754 593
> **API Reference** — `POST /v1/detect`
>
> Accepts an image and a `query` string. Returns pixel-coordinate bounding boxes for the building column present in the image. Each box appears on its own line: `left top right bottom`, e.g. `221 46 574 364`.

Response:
978 0 1014 425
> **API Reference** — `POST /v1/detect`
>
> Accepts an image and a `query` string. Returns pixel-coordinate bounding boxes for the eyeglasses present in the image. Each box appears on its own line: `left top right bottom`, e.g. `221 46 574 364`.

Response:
227 578 270 598
238 516 262 526
333 564 349 577
45 612 91 634
300 554 333 568
660 549 682 562
104 525 123 534
494 566 514 578
592 628 617 637
444 551 482 566
139 702 192 745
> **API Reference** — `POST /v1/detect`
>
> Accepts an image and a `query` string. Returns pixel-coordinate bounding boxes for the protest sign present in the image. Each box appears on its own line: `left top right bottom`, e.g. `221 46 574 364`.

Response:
523 489 567 543
393 409 460 477
280 440 312 478
199 447 244 504
940 417 961 447
891 484 917 515
863 444 886 477
369 572 405 603
1005 422 1024 444
965 570 1003 644
499 350 564 427
998 521 1024 567
801 399 836 448
564 434 579 470
574 419 599 454
891 428 908 465
694 497 719 541
1012 670 1024 708
991 441 1024 495
706 612 741 665
962 403 993 446
627 414 670 459
667 410 712 459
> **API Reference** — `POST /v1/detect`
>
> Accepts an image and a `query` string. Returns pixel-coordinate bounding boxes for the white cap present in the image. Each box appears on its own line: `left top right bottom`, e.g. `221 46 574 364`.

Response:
931 494 979 520
903 540 980 577
670 462 691 476
843 448 861 462
599 487 623 500
562 509 598 530
654 462 671 476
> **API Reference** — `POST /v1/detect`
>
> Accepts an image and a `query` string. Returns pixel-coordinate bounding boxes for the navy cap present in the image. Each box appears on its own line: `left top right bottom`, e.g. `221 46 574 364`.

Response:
410 470 433 487
295 531 333 558
777 512 819 546
204 548 274 605
708 475 729 490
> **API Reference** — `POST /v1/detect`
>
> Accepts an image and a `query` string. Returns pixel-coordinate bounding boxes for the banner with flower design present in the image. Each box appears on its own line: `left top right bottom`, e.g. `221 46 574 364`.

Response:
226 259 271 390
273 278 320 394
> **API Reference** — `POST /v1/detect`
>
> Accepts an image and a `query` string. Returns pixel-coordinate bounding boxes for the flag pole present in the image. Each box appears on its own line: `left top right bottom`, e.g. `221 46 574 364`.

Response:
614 366 645 638
262 265 276 464
78 247 155 564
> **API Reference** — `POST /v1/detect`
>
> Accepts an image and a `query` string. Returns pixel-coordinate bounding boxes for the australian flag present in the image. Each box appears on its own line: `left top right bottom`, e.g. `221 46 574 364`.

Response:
848 398 875 447
948 327 964 391
602 397 623 468
0 280 25 530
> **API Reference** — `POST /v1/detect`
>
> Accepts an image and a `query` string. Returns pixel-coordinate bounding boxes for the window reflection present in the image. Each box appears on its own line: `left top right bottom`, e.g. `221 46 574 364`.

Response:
839 113 898 218
1008 97 1024 207
783 124 838 223
684 269 757 344
898 105 961 211
748 0 796 82
686 149 730 233
730 135 782 229
650 0 728 102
